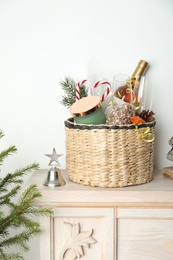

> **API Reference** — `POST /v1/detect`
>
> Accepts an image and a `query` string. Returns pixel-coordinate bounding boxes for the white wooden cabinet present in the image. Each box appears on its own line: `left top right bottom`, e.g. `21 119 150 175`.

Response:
25 170 173 260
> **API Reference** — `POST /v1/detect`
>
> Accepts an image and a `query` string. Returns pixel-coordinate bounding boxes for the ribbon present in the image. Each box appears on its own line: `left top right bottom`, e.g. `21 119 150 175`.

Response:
135 125 155 143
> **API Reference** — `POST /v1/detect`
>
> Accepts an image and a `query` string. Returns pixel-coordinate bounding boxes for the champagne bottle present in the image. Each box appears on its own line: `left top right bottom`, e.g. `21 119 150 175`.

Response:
115 60 149 103
131 60 149 89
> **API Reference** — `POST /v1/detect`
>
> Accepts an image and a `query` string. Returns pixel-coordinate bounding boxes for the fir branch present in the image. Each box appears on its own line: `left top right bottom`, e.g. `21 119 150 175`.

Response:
0 146 17 167
59 76 88 108
17 184 53 217
0 252 23 260
60 77 76 96
20 183 41 202
0 228 41 252
0 184 53 230
61 95 75 108
0 163 39 190
11 215 40 231
0 234 29 253
0 130 4 139
0 130 53 259
22 206 53 217
0 185 20 208
11 163 39 182
0 229 9 239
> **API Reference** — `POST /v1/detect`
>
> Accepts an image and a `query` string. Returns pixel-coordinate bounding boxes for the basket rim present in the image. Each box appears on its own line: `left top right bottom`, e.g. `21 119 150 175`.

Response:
64 117 156 130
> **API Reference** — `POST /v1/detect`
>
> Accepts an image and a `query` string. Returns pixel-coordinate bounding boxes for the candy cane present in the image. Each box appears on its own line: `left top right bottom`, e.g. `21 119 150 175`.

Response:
76 80 92 101
93 80 111 102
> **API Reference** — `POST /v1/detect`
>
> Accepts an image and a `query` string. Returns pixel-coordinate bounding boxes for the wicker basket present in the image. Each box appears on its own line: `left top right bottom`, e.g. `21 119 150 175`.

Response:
64 118 156 188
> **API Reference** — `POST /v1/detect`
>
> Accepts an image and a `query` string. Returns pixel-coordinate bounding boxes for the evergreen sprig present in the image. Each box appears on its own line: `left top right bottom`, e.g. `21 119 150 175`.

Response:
0 130 53 260
59 76 88 108
0 146 17 167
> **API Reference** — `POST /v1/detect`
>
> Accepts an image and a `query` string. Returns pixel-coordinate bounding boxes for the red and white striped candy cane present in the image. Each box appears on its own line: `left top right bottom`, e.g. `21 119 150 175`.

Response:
93 80 111 102
76 80 92 101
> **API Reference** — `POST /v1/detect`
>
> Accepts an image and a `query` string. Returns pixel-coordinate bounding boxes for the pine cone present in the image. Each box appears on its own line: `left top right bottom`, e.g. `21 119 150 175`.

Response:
139 110 155 122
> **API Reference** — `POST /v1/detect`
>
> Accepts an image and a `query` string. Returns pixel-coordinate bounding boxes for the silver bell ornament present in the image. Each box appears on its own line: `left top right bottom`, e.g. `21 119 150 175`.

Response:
44 148 66 187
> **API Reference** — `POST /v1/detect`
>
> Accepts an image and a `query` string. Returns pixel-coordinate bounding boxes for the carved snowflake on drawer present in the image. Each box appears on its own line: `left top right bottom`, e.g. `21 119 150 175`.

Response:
59 222 97 259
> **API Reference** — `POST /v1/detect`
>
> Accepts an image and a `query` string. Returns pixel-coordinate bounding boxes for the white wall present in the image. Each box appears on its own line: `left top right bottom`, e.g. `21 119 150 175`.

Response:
0 0 173 258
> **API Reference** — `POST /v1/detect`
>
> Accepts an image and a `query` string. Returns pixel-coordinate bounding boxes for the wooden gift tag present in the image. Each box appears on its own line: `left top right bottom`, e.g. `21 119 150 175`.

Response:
162 167 173 179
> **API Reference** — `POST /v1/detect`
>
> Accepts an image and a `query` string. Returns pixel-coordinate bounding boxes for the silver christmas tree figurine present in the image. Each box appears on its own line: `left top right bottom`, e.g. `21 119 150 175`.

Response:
166 137 173 161
44 148 66 187
163 137 173 179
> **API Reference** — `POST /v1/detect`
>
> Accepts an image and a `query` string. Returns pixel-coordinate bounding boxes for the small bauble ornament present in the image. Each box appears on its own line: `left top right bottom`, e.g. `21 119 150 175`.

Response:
106 103 133 125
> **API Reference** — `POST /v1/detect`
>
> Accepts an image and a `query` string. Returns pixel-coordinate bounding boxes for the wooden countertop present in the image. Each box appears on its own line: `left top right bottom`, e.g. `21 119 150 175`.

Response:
24 169 173 207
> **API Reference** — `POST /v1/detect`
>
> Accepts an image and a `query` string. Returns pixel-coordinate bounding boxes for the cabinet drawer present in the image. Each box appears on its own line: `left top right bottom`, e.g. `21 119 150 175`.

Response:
117 208 173 260
40 207 115 260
